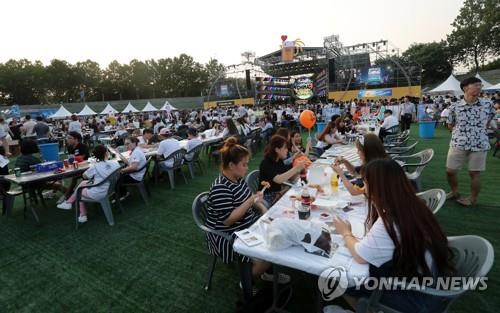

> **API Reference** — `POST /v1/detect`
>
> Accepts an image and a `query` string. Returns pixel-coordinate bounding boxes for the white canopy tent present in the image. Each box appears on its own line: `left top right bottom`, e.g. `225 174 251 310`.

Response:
142 101 158 112
122 102 139 113
484 82 500 91
160 101 177 112
475 73 492 89
101 103 118 115
77 104 97 116
49 105 73 119
428 74 463 96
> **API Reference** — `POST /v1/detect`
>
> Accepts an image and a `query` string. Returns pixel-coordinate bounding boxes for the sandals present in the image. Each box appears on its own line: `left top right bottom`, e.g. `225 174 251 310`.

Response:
446 192 460 200
457 197 476 207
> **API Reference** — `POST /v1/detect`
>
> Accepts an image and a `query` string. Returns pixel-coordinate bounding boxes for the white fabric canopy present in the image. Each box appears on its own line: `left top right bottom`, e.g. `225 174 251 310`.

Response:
475 73 492 89
49 105 73 119
122 102 139 113
142 101 158 112
77 104 97 116
428 74 463 96
160 101 177 112
101 103 118 115
484 82 500 91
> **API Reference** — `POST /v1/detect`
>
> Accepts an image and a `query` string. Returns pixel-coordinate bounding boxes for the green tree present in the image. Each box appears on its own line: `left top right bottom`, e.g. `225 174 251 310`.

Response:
104 61 132 100
74 60 103 101
129 59 151 99
402 41 452 86
0 59 46 105
45 59 80 102
447 0 499 71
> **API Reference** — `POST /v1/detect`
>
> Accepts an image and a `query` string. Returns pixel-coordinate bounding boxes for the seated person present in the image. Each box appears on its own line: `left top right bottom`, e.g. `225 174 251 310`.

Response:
0 146 10 213
333 159 453 313
157 128 180 169
290 129 311 156
15 139 67 197
332 134 389 195
260 116 274 140
185 128 203 161
207 137 287 283
316 121 345 151
259 135 306 205
221 118 239 139
57 145 121 224
116 137 147 199
66 131 90 161
138 128 155 148
378 109 399 141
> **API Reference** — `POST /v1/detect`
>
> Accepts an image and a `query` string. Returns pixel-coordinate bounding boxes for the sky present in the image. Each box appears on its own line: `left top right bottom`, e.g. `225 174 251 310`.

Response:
0 0 464 67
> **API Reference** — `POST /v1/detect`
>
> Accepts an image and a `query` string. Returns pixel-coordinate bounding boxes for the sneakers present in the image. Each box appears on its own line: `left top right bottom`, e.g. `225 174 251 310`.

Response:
56 195 67 205
42 190 56 199
78 215 88 223
57 201 72 210
260 272 291 285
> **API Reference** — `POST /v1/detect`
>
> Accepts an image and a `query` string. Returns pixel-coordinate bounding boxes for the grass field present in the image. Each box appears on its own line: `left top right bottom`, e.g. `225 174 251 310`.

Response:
0 125 498 312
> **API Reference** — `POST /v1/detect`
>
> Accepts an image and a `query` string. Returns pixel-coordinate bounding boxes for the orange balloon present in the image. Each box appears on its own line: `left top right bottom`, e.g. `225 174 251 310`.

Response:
299 110 316 129
293 155 312 168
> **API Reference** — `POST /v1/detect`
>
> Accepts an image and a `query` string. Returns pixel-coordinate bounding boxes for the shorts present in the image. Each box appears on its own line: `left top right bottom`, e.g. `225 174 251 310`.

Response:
446 147 488 171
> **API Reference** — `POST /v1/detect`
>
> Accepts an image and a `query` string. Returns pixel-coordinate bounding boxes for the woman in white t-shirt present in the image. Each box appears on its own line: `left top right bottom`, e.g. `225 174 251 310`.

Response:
333 159 452 313
57 145 120 223
315 121 345 150
117 137 147 198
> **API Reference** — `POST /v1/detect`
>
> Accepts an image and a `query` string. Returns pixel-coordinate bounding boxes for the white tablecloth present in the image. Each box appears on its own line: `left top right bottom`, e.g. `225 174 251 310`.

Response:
234 158 370 283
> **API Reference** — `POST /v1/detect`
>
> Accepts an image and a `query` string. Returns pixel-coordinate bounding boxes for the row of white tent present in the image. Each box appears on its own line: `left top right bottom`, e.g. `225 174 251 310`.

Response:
428 73 500 96
50 101 178 119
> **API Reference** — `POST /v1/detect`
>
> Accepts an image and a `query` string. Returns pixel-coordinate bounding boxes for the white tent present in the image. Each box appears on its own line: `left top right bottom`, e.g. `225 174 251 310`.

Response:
142 101 158 112
77 104 97 116
428 74 463 96
49 105 73 119
484 82 500 91
160 101 177 112
122 102 139 113
101 103 118 115
475 73 492 88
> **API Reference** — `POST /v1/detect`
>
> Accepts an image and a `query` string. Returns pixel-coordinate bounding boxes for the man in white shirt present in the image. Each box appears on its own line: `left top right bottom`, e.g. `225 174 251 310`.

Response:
157 128 180 168
379 110 399 141
22 115 37 136
138 128 155 148
399 97 416 131
237 105 248 118
185 128 203 161
68 115 82 134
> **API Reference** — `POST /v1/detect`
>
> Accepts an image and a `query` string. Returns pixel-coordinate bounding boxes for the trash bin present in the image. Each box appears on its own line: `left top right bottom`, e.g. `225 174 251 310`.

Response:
39 143 60 161
418 121 436 139
316 122 326 134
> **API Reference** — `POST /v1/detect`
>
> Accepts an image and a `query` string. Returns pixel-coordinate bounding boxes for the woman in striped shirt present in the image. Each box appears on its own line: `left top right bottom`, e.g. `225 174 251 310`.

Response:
206 137 270 277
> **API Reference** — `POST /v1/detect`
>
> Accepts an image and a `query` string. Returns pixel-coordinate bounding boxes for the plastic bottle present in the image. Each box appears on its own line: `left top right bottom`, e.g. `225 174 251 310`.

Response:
330 173 339 192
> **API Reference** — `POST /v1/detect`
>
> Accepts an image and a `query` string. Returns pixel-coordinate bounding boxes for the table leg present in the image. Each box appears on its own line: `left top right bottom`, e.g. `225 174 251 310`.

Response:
26 186 40 224
238 260 253 304
266 265 292 313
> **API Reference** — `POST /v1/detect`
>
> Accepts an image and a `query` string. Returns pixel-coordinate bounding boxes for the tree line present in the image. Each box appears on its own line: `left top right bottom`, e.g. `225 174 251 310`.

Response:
0 55 225 105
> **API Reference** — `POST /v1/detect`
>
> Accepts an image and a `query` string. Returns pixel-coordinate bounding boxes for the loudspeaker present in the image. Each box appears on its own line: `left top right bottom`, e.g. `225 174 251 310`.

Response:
245 70 251 91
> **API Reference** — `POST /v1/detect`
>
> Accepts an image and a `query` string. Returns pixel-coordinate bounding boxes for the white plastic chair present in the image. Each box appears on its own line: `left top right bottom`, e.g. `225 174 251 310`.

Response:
417 188 446 214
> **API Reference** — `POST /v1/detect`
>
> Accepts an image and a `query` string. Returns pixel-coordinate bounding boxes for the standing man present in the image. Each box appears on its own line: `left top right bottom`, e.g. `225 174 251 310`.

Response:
33 116 50 139
399 96 416 131
446 77 496 207
21 115 37 136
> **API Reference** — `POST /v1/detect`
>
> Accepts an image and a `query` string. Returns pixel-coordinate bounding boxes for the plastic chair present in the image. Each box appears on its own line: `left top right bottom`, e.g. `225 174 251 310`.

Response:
245 170 260 194
0 176 23 217
191 191 253 301
417 188 446 214
75 167 122 229
393 149 434 192
387 141 419 156
159 148 188 189
184 144 204 179
120 156 152 206
355 235 494 313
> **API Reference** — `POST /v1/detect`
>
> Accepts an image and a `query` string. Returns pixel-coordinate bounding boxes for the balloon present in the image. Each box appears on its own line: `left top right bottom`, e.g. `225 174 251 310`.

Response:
293 155 312 169
281 35 288 42
299 110 316 129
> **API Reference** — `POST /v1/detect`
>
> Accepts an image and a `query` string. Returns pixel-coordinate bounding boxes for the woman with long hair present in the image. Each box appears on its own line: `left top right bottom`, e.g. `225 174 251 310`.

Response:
222 118 239 138
290 129 311 156
259 135 306 205
332 133 389 195
316 121 345 151
333 159 452 312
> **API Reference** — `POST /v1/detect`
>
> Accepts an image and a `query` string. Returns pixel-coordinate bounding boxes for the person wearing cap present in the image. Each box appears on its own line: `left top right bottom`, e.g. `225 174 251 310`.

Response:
157 128 180 168
185 128 203 162
446 76 496 207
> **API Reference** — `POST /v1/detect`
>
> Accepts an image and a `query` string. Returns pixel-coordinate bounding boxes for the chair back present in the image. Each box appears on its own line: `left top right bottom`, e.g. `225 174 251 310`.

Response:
166 148 187 168
245 170 260 194
417 188 446 214
415 148 434 174
106 167 122 197
186 143 204 162
192 191 211 233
